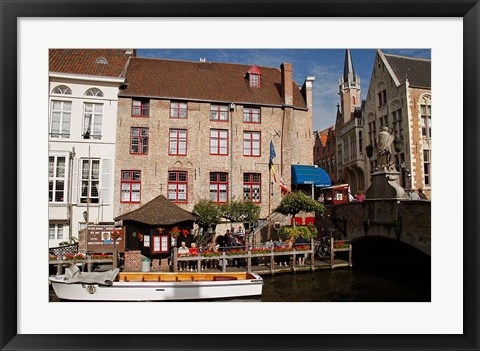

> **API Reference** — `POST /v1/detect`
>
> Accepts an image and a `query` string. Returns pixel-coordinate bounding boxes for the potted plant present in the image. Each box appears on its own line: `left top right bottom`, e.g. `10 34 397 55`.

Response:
170 227 181 238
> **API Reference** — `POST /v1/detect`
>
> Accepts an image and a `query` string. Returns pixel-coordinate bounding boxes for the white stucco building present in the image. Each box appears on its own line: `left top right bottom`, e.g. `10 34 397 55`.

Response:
48 49 133 247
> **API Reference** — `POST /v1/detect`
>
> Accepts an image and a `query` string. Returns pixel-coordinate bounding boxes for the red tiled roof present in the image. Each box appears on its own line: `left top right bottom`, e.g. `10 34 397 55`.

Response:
119 58 307 109
49 49 133 78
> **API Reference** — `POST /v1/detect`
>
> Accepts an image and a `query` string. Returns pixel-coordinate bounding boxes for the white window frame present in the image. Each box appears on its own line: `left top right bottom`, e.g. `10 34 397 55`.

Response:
80 159 100 204
50 100 72 138
49 223 65 240
85 87 104 97
83 103 103 139
52 85 72 95
49 155 67 203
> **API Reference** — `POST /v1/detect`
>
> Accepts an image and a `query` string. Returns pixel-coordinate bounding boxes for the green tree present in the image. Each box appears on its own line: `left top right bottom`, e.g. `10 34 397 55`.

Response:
274 191 325 227
220 200 261 225
277 225 300 240
192 200 221 242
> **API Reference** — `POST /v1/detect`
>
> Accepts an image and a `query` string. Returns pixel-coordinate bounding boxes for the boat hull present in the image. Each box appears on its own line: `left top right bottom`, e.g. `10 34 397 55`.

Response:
49 273 263 301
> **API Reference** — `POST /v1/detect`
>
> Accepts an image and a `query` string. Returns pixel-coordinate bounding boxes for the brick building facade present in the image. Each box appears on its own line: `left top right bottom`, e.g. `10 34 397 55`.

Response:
313 126 337 184
363 50 431 198
114 58 315 218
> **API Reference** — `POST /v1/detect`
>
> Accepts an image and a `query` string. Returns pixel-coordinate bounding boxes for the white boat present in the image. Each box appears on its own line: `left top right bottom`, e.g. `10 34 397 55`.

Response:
49 266 263 301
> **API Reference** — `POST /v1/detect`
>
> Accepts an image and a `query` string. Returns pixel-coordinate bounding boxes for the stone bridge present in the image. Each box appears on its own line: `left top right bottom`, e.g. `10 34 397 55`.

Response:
321 199 431 256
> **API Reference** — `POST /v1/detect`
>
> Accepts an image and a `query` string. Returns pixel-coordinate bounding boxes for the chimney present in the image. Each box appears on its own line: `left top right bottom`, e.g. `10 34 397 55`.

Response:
303 75 316 110
281 63 293 106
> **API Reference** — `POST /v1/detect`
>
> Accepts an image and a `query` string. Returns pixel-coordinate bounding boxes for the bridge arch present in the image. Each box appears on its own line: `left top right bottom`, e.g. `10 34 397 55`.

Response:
325 200 430 256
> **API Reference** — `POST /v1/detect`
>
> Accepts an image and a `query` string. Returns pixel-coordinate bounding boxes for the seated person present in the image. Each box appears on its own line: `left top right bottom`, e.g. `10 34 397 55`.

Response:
188 242 199 271
265 238 274 250
294 233 308 265
177 241 190 271
274 238 288 266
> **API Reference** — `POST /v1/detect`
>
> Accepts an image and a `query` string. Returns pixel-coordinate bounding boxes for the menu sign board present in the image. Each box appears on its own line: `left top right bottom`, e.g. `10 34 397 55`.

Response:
86 225 125 253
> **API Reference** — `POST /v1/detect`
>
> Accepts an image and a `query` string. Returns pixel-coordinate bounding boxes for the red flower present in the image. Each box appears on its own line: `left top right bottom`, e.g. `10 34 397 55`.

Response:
170 227 181 238
111 230 121 240
156 227 165 234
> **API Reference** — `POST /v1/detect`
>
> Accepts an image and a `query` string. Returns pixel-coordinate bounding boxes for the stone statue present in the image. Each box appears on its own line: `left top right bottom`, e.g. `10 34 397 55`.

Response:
377 126 394 169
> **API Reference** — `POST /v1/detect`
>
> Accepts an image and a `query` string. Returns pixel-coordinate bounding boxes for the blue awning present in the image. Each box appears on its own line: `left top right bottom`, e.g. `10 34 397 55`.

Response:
291 165 331 187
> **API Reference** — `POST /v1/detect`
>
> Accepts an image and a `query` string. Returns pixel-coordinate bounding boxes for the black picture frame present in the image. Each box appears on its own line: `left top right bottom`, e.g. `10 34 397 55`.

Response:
1 1 478 350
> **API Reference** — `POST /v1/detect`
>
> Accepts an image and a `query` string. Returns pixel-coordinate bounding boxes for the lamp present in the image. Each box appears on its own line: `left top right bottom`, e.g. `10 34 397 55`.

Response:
393 137 403 153
365 144 374 158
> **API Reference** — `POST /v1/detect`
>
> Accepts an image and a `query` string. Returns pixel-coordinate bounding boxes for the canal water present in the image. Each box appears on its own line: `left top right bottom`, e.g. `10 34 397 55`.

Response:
49 238 430 302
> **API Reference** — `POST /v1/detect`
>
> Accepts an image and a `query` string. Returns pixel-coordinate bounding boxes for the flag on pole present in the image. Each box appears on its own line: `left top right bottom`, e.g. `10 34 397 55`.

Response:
271 164 278 183
269 140 276 169
279 176 290 193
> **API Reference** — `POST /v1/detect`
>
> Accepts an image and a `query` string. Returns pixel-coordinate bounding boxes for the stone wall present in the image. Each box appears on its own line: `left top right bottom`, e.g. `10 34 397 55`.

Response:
320 199 431 255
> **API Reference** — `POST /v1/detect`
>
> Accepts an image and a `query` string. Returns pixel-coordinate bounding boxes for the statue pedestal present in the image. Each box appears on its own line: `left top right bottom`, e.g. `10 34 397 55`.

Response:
366 169 405 199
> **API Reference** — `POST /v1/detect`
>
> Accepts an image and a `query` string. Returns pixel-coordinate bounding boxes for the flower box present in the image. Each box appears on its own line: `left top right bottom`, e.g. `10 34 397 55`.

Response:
226 249 247 256
201 250 221 258
63 253 86 261
251 248 271 255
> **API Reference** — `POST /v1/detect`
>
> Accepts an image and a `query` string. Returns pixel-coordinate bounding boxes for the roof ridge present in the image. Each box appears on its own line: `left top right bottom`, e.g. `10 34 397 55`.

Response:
132 56 282 71
383 53 431 62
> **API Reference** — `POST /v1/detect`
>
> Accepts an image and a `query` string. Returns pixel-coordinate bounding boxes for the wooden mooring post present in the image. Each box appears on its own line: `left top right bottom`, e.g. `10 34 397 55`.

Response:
173 247 178 272
310 237 315 271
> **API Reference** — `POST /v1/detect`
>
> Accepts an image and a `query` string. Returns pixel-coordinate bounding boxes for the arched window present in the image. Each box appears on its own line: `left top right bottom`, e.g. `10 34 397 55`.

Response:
52 85 72 95
95 57 108 64
352 96 356 105
85 88 104 97
420 94 431 138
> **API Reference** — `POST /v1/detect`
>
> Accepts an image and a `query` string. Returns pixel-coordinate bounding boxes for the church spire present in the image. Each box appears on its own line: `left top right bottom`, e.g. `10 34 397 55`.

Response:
343 49 357 83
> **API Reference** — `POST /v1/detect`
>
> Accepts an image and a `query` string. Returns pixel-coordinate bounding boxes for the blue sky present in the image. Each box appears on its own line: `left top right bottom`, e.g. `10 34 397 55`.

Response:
137 49 431 131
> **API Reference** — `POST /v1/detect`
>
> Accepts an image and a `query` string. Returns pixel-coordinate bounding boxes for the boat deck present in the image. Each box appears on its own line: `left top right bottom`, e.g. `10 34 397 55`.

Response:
117 272 257 283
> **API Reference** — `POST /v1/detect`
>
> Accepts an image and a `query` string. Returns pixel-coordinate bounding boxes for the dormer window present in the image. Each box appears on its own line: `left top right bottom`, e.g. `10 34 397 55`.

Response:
95 57 108 64
250 73 259 86
247 65 262 88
